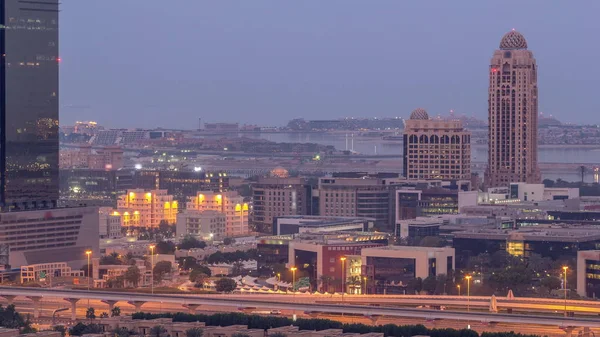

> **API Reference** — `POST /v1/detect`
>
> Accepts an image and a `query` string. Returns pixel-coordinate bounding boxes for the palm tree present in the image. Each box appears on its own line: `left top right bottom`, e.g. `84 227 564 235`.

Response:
85 307 96 322
319 275 332 293
231 261 245 276
185 327 204 337
149 326 167 337
111 306 121 317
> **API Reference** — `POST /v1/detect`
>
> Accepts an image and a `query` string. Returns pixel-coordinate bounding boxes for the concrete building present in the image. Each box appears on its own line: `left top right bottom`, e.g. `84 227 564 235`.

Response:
0 207 100 267
187 191 249 236
59 145 124 170
486 30 541 187
272 215 374 235
394 188 477 220
288 239 384 291
453 226 600 268
20 262 84 283
252 176 312 232
403 108 471 180
394 218 442 240
99 207 122 239
116 189 178 228
361 245 455 284
176 210 226 239
318 173 399 229
132 170 229 206
577 250 600 298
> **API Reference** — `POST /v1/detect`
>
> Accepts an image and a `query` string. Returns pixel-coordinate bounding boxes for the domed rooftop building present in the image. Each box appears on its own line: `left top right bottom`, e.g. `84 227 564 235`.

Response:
270 166 289 178
499 30 528 50
409 108 429 120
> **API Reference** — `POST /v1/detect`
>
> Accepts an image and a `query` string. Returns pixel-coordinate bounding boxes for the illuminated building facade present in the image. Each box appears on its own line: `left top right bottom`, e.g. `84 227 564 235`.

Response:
486 30 541 188
59 145 123 170
0 0 60 210
116 189 178 228
403 108 471 180
187 191 248 236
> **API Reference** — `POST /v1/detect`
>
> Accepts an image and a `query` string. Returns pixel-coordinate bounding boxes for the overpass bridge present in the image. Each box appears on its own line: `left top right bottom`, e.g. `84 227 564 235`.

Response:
1 287 599 329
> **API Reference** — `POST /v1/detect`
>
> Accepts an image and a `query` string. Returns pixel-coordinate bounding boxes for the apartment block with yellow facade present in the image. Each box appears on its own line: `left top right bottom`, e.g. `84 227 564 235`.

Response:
186 191 249 236
115 189 178 228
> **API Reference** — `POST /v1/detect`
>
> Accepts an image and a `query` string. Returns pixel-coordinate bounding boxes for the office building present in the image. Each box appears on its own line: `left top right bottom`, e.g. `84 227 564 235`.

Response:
403 108 471 180
318 173 399 229
176 210 226 239
59 169 134 207
272 215 374 236
116 189 178 228
0 0 60 210
361 246 455 293
577 250 600 298
133 170 228 206
252 177 312 232
453 227 600 268
20 262 84 284
59 145 123 170
99 207 122 239
486 30 541 187
0 207 99 267
187 191 248 236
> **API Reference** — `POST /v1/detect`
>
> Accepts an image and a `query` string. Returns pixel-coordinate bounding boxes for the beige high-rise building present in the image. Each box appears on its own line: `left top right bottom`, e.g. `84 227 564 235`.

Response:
403 108 471 180
116 189 178 228
187 191 249 236
486 30 540 188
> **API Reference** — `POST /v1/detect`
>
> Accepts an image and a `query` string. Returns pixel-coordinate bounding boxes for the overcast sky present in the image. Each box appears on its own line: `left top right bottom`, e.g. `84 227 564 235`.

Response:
59 1 600 129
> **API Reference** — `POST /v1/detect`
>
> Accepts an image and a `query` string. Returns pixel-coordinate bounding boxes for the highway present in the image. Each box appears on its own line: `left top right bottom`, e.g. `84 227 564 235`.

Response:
5 297 599 337
1 287 599 329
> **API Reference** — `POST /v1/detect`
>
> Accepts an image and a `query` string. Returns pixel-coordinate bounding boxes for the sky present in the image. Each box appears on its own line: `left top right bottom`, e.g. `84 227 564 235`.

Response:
59 1 600 129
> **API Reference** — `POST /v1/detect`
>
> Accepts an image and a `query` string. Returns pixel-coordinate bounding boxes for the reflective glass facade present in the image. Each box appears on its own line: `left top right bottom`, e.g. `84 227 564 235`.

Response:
0 0 59 209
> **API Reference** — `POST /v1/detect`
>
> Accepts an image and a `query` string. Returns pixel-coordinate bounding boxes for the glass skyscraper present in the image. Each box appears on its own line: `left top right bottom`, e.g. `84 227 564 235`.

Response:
0 0 59 210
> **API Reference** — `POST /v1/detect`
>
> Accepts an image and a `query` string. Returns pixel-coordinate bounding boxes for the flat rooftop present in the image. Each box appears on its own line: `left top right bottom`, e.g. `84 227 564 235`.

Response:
453 226 600 242
364 245 454 253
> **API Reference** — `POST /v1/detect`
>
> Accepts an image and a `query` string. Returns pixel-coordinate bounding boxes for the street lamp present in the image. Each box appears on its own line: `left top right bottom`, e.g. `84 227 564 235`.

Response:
340 257 347 298
457 284 461 296
277 273 281 282
563 266 568 317
290 267 297 293
465 275 472 312
149 245 155 295
363 276 368 295
85 250 92 308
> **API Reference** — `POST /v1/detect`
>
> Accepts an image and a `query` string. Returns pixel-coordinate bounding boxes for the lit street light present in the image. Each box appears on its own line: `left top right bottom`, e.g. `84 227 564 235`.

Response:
149 244 156 295
465 275 472 312
340 257 347 301
457 284 461 296
85 250 92 308
563 266 568 317
363 276 368 295
290 267 297 293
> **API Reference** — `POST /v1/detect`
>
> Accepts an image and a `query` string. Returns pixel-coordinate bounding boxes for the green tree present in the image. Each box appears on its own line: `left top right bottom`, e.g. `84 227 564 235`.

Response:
53 325 67 337
418 236 445 247
149 325 167 337
207 251 226 264
540 276 561 291
407 277 423 294
190 272 208 288
231 334 251 337
69 323 102 336
112 327 131 337
185 327 204 337
190 266 212 281
111 306 121 317
223 237 236 245
230 261 245 276
269 333 287 337
153 261 172 282
85 307 96 321
124 265 141 287
180 257 199 270
100 252 122 265
179 235 207 250
422 276 437 294
155 240 176 254
215 277 237 292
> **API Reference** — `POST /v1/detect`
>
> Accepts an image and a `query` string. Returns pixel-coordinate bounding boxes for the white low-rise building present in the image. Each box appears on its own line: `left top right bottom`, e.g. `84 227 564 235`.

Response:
176 210 226 239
